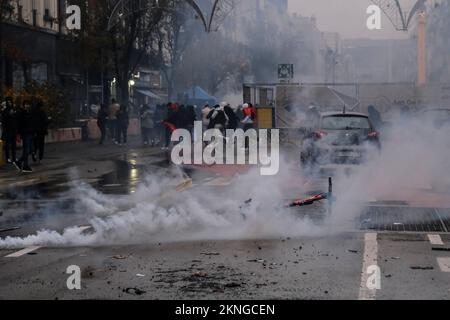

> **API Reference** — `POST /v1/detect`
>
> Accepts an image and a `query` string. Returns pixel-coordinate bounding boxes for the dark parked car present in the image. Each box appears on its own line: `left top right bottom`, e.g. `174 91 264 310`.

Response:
301 111 381 167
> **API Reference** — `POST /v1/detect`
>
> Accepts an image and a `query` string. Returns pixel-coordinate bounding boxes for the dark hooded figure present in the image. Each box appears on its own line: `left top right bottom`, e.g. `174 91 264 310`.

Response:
368 105 382 131
177 105 188 130
97 103 108 145
116 104 129 145
186 105 197 133
224 105 238 130
32 100 49 163
1 96 18 164
16 100 36 173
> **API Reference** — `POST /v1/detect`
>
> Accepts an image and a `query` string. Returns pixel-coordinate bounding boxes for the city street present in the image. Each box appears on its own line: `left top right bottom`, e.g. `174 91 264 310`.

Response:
0 141 449 300
2 0 450 304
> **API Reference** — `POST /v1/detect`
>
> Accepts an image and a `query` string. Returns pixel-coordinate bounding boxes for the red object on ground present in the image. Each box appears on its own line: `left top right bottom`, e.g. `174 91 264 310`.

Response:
289 194 327 207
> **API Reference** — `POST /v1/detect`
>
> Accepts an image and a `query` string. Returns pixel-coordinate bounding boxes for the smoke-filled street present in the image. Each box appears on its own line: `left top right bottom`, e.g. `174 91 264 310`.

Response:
1 135 450 300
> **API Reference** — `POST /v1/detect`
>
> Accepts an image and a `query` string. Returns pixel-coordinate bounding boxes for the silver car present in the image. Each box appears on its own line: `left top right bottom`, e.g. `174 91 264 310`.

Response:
301 111 381 167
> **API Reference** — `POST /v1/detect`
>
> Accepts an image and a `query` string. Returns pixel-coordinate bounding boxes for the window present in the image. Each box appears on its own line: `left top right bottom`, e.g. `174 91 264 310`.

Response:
322 115 371 130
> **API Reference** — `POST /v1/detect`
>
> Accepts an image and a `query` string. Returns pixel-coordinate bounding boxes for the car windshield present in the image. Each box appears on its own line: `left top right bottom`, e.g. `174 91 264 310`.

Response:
322 115 371 130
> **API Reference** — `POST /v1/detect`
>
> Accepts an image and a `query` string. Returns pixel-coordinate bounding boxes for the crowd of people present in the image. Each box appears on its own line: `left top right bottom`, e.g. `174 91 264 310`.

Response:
112 101 258 150
0 97 50 173
1 97 256 173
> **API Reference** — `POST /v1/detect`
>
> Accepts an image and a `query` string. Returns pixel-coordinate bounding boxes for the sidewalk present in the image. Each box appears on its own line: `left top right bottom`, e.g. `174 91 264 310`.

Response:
0 137 166 193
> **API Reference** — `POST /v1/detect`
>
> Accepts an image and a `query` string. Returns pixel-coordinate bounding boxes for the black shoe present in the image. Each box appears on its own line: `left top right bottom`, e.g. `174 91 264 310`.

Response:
22 166 33 173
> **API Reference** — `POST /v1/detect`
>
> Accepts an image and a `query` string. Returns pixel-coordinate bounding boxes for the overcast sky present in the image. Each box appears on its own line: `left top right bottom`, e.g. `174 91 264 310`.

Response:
288 0 413 39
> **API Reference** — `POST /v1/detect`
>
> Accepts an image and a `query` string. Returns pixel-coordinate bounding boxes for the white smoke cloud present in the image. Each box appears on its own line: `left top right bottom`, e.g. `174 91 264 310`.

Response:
0 158 322 249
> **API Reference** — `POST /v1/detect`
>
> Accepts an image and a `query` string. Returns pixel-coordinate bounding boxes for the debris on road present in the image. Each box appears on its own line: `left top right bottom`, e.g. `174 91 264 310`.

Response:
348 250 359 254
201 252 220 256
136 274 145 277
247 259 266 263
111 255 130 260
410 266 434 270
123 287 146 296
288 177 333 208
224 282 242 288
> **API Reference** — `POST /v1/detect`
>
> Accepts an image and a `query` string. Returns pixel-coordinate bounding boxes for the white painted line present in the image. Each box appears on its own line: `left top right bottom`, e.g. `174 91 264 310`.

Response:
359 233 378 300
5 246 42 258
428 234 444 246
437 257 450 273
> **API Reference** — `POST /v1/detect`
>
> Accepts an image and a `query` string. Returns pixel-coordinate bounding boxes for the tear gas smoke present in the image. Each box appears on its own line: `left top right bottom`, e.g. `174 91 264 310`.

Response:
0 157 322 249
1 113 449 248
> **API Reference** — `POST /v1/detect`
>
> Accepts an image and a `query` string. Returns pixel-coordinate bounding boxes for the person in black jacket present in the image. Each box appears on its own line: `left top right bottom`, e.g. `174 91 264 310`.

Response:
97 104 108 145
116 104 129 145
224 105 238 130
1 97 18 164
186 105 197 134
32 100 49 163
15 100 35 173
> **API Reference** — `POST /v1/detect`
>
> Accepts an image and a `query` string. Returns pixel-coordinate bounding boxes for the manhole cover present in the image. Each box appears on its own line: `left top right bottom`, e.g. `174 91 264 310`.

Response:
360 206 450 233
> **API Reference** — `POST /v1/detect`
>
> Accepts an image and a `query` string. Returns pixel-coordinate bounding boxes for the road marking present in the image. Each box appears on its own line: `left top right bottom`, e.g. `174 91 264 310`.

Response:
359 233 378 300
428 234 444 246
437 257 450 273
5 246 42 258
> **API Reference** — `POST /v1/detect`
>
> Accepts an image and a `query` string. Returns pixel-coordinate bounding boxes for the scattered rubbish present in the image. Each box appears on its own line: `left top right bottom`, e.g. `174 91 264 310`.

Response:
0 226 21 233
136 274 145 277
111 255 129 260
391 257 401 260
27 252 37 256
348 250 359 254
288 177 333 208
189 272 208 279
201 252 220 256
410 266 434 270
224 282 241 288
123 287 146 296
432 247 450 252
385 274 392 278
247 259 266 263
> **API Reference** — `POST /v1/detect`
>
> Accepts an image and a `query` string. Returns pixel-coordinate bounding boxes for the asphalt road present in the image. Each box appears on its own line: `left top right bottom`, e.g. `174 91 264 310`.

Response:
0 141 449 300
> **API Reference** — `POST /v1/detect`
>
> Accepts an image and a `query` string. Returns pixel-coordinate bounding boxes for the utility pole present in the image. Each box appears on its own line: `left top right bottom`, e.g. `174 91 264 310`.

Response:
417 11 427 86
